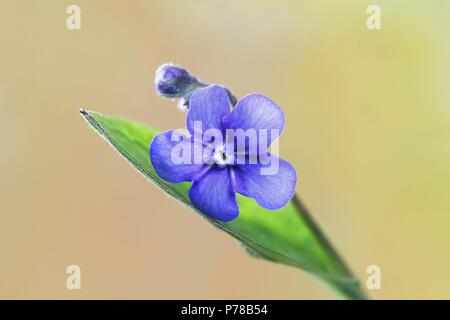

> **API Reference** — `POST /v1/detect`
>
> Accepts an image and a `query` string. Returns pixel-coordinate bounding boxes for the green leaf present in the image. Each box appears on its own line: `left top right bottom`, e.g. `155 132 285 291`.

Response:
81 109 367 299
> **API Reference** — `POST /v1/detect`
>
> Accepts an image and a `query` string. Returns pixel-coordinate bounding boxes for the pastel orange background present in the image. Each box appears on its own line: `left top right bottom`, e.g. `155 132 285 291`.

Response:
1 0 449 299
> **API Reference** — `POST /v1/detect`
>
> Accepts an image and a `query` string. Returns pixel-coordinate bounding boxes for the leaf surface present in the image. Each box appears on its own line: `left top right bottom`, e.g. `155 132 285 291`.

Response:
81 110 367 299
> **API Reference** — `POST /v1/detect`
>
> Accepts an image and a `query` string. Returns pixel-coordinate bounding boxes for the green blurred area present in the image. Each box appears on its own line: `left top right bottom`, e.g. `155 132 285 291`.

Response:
0 0 449 299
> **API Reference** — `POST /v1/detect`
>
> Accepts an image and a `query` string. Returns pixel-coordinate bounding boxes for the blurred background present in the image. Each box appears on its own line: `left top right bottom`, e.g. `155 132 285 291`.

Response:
1 0 449 299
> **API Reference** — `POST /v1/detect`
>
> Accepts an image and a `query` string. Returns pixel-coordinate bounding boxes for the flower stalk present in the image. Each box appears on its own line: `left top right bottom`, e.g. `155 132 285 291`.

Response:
292 195 368 299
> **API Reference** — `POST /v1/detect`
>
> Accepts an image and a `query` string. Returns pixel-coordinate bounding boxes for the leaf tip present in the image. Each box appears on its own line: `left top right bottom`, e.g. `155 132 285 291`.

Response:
80 108 94 119
80 108 105 136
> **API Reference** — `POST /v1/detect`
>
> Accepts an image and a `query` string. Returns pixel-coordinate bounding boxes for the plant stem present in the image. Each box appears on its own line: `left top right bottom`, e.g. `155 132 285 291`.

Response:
292 194 369 300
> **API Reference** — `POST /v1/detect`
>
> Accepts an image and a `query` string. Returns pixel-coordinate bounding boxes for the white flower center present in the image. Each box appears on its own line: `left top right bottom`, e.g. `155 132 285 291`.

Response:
212 146 233 167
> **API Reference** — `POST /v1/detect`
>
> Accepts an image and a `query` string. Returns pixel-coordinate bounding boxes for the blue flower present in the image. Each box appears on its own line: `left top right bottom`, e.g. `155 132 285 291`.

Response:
150 85 297 221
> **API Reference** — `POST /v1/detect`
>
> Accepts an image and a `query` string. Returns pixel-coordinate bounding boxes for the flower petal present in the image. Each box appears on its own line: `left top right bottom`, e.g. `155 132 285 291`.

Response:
222 93 285 151
189 167 239 221
150 130 204 183
232 155 297 210
186 85 231 135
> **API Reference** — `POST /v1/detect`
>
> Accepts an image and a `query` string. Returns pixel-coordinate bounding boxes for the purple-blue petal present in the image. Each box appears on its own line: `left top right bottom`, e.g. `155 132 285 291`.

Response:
222 94 285 151
232 155 297 210
186 85 231 135
150 130 205 183
189 167 239 221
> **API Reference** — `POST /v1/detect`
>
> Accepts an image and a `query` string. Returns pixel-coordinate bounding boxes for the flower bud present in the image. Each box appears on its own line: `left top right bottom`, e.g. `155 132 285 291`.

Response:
155 64 199 98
